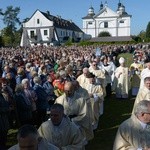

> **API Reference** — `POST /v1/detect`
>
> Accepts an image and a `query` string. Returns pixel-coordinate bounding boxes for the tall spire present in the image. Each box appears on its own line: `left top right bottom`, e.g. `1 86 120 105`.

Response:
100 1 103 10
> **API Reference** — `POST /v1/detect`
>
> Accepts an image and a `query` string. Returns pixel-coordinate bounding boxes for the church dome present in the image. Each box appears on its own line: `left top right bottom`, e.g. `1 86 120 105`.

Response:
119 4 125 12
88 6 95 16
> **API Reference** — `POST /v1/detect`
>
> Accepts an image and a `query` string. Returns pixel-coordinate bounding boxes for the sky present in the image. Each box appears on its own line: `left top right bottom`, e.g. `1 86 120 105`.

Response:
0 0 150 35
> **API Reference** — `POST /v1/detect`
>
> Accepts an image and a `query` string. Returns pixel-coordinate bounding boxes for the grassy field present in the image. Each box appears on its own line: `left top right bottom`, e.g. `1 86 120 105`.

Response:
85 94 135 150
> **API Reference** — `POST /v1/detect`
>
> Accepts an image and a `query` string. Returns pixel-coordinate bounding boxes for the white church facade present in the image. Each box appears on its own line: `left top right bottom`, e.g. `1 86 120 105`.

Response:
20 10 83 47
82 1 132 38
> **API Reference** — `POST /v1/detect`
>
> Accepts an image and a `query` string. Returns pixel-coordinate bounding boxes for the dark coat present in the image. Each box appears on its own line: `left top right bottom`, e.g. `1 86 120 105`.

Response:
0 93 9 132
33 84 49 110
14 92 32 123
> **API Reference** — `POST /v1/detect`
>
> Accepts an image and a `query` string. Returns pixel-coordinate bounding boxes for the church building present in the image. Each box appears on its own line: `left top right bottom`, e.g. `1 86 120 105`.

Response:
82 1 132 38
20 10 83 47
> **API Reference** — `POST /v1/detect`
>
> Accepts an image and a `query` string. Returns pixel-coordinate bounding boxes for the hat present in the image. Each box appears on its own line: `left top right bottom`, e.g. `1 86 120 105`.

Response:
86 72 95 78
119 57 125 64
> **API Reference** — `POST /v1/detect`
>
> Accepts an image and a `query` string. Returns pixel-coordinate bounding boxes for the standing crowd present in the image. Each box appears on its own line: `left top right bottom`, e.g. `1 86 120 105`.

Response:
0 43 150 149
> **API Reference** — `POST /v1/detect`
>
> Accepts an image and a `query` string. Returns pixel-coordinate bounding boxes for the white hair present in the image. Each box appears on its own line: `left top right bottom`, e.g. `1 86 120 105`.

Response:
21 78 29 85
134 100 150 115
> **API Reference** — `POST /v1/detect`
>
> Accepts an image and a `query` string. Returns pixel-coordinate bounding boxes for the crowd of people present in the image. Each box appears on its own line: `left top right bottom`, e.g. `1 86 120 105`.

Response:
0 43 150 149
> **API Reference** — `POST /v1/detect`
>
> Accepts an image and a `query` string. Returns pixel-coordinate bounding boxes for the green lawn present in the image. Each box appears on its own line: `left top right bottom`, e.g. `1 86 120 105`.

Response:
85 94 135 150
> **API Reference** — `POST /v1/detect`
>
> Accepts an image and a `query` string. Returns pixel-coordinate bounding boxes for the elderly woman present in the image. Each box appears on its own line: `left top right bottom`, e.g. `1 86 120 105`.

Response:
14 84 32 126
21 78 37 125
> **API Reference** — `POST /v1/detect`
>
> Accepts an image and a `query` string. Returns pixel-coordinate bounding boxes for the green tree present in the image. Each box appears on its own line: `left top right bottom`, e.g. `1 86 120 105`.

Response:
3 6 21 30
98 31 111 37
1 27 13 46
138 30 146 40
146 22 150 39
1 6 21 46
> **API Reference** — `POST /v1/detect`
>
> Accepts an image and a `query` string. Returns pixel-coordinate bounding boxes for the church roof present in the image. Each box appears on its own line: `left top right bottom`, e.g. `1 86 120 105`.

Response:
26 10 83 33
90 36 133 42
82 14 94 19
83 3 131 19
40 11 82 32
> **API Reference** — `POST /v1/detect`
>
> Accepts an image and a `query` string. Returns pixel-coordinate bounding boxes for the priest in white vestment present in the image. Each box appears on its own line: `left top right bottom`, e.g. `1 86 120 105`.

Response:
55 82 93 142
132 77 150 113
114 57 129 99
85 72 104 130
77 67 90 89
88 61 106 91
139 61 150 89
130 57 143 96
113 100 150 150
38 104 85 150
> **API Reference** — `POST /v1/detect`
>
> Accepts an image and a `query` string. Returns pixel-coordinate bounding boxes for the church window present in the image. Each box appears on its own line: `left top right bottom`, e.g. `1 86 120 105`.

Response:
104 22 108 28
44 30 48 35
61 31 63 36
63 31 65 36
88 22 93 25
30 31 35 38
120 20 124 23
37 19 40 24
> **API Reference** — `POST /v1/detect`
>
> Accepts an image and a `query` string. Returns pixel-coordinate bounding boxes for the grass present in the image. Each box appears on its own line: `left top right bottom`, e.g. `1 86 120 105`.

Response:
85 94 135 150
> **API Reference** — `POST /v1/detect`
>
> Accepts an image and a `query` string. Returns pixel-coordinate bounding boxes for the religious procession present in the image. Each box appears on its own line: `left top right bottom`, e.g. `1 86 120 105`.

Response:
0 43 150 150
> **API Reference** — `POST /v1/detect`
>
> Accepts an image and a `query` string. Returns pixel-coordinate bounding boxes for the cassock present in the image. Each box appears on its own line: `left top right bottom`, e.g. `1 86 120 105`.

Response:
75 86 94 138
132 86 150 113
114 66 129 98
77 74 89 89
55 92 93 141
113 114 150 150
38 117 84 150
85 83 104 129
88 66 106 88
130 62 143 96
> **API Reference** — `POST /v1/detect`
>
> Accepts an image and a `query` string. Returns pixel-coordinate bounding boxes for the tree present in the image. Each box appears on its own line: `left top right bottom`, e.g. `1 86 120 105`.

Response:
138 30 146 40
1 6 21 46
146 22 150 38
3 6 21 31
98 31 111 37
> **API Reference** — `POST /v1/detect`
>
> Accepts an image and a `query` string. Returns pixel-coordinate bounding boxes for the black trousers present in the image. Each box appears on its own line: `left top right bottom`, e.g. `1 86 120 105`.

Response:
106 83 112 97
37 109 46 127
0 131 7 150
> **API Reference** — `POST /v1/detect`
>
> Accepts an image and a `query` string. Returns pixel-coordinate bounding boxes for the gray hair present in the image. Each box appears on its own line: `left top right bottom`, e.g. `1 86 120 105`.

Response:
134 100 150 115
33 76 41 84
144 77 150 83
21 78 29 85
17 124 39 141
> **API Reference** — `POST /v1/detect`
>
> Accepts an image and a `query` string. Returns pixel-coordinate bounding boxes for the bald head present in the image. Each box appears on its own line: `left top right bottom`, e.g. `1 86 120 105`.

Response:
64 82 74 91
83 67 89 74
64 82 74 97
83 67 89 77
